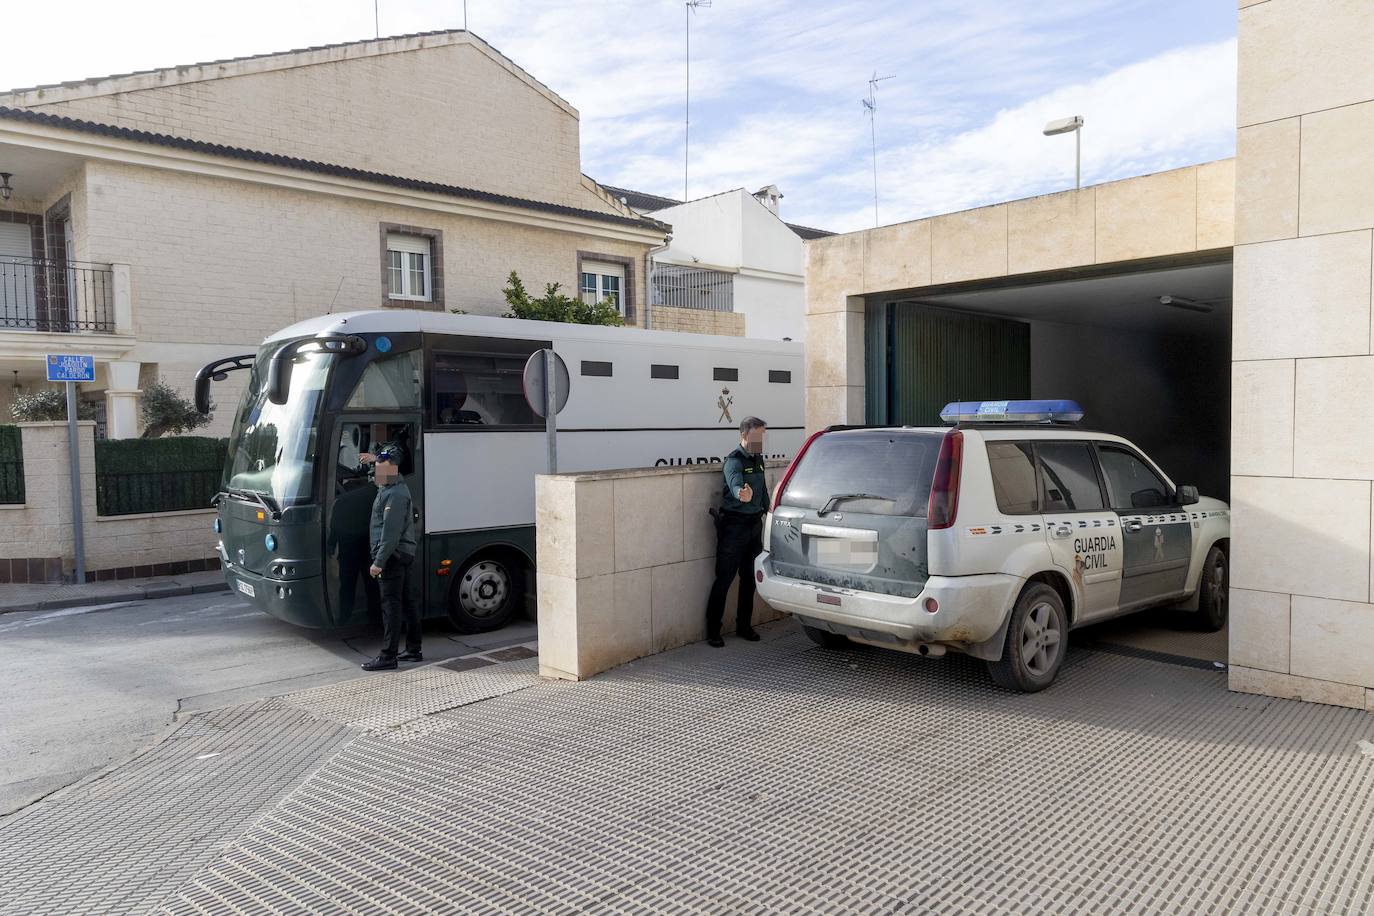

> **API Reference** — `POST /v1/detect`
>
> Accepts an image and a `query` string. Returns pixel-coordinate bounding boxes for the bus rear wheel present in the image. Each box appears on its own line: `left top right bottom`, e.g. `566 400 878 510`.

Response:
448 554 523 633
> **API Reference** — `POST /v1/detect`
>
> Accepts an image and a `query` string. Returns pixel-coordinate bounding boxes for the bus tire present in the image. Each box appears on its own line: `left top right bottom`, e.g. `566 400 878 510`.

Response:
448 553 523 634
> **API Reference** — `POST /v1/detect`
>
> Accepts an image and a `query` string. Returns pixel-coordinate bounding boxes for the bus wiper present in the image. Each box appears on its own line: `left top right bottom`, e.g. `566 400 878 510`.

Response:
818 493 892 516
228 487 281 520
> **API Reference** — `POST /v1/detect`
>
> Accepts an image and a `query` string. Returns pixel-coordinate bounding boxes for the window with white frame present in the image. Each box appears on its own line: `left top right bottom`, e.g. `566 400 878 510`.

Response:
579 261 624 313
386 234 432 301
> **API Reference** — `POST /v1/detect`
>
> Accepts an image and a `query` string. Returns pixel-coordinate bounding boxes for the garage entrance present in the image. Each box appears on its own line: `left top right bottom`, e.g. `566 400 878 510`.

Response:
864 254 1232 665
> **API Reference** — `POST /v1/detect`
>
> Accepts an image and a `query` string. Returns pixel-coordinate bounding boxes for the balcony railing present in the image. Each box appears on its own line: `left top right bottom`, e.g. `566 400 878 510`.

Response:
1 256 118 333
649 262 735 312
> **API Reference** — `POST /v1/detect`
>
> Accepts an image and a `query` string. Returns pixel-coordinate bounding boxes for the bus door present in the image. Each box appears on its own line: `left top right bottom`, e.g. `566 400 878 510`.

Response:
325 414 423 626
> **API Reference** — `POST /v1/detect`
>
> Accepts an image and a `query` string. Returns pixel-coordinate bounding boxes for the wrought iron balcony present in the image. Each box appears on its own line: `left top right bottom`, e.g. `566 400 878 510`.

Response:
1 256 118 333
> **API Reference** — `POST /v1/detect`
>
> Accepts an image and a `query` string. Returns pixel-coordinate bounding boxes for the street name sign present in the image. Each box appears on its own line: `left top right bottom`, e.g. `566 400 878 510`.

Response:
46 354 96 383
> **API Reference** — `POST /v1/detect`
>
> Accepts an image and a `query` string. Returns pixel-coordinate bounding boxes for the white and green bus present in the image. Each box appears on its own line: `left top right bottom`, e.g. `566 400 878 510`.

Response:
196 310 803 631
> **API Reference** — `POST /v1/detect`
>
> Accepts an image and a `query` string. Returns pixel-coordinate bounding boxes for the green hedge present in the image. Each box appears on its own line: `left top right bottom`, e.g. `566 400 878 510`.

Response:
0 426 23 505
95 436 228 516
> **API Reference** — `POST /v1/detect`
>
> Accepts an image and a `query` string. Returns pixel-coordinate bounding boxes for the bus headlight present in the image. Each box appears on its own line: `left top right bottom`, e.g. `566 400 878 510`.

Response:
265 533 278 552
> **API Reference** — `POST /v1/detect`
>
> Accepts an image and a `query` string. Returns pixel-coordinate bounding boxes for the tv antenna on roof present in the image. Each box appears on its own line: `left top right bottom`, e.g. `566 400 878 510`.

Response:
684 0 712 201
863 71 895 227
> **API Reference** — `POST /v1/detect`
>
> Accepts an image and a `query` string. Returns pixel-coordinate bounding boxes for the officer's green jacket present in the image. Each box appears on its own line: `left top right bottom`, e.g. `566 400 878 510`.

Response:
720 445 769 516
370 478 418 567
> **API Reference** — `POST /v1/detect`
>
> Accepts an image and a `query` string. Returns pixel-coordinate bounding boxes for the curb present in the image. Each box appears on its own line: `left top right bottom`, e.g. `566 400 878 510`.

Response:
0 580 230 615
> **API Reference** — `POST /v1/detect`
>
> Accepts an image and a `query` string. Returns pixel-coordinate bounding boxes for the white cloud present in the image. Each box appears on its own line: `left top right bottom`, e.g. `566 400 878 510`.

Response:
794 37 1238 231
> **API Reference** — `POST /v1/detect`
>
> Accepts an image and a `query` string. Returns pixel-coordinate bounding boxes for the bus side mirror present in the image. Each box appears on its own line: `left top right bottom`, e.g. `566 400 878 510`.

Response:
267 334 367 405
1177 485 1200 506
266 352 292 406
194 354 255 415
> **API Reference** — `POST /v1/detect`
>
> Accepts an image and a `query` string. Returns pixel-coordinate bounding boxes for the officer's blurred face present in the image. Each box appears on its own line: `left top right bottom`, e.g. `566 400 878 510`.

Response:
742 426 766 455
375 460 398 485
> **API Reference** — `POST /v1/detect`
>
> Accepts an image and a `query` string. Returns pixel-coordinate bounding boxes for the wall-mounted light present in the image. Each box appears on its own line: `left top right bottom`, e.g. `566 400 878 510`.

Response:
1159 294 1215 314
0 173 12 202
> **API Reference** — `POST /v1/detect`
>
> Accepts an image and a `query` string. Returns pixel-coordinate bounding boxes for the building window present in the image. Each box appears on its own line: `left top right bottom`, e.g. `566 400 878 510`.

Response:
386 234 432 301
379 224 443 309
580 261 625 313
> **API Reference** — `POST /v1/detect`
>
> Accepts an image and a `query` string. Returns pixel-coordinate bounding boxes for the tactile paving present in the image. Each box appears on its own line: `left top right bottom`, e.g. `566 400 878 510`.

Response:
155 630 1374 915
0 702 350 916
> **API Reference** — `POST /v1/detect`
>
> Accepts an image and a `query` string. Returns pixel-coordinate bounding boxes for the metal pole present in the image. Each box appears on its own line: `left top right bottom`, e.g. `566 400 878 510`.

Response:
870 104 880 226
684 3 690 201
66 381 86 584
1075 128 1081 191
544 349 558 475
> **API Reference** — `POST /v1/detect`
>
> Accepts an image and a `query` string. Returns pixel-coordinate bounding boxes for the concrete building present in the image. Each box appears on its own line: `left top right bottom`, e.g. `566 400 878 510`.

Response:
803 0 1374 711
605 184 831 341
0 30 669 437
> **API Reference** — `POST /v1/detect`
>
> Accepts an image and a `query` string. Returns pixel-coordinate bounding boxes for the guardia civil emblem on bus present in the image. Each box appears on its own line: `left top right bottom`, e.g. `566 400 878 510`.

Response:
197 311 803 631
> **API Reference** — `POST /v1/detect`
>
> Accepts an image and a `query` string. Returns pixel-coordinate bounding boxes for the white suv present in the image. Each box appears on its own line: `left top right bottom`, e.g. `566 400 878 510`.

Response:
755 400 1230 691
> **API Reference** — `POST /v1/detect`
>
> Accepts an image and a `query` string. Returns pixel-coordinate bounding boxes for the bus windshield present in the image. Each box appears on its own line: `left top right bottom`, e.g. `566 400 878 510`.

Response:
222 341 334 508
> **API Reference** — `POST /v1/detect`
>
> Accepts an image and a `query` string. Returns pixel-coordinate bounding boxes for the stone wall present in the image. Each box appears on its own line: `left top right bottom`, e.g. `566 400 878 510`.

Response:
535 462 784 680
802 159 1236 433
1229 0 1374 712
649 305 746 337
0 423 218 583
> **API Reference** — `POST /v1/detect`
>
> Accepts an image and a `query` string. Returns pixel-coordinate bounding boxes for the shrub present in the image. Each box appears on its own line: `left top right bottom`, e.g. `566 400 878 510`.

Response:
141 379 211 439
502 271 624 326
10 388 99 423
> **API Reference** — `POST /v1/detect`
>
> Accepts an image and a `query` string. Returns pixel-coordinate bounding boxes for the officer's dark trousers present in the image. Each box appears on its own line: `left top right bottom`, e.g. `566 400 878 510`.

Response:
378 552 421 658
705 512 764 637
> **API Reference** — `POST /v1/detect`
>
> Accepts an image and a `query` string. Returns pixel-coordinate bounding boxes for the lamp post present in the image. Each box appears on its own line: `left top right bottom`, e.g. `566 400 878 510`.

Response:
1043 116 1084 190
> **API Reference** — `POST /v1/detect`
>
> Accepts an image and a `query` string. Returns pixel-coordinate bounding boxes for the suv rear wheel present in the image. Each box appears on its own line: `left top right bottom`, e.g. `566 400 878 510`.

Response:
988 584 1067 692
1195 545 1228 632
802 624 849 649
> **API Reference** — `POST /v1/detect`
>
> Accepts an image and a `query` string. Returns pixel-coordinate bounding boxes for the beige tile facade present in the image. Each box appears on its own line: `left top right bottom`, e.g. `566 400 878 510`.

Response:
536 463 784 681
1231 0 1374 706
649 306 745 336
803 161 1235 431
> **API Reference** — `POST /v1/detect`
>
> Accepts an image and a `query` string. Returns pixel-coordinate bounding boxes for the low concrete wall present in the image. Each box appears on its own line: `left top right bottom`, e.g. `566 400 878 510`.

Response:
536 461 785 680
0 422 218 583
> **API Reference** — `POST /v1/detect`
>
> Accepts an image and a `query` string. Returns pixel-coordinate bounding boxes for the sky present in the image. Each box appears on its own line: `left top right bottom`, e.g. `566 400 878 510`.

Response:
1 1 1238 233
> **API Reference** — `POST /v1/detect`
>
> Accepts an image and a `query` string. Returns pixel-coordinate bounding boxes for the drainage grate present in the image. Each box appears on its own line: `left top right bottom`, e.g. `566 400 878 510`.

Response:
157 632 1374 915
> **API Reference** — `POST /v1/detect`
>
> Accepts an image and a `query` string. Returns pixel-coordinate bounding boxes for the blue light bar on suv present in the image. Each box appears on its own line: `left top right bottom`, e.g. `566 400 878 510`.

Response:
939 399 1085 424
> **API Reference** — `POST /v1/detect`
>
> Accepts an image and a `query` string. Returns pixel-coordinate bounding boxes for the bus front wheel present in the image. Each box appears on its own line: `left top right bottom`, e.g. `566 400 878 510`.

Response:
448 553 523 633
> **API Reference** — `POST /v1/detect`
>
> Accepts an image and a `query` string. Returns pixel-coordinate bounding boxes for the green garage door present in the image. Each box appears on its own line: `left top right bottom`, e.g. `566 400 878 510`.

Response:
866 302 1030 426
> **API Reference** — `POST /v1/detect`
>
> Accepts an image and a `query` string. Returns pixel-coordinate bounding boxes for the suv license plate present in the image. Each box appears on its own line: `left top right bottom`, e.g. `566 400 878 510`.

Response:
236 579 256 598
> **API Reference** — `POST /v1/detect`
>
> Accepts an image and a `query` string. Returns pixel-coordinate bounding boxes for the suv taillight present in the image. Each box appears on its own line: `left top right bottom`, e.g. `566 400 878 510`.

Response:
771 428 827 512
927 429 963 530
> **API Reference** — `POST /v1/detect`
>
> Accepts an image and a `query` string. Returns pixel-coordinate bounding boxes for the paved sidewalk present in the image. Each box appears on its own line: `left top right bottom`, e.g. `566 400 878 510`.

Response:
3 620 1373 914
0 569 228 614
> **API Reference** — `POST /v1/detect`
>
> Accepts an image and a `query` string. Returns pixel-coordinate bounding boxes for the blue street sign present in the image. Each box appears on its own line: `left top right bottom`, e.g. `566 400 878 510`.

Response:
46 354 96 383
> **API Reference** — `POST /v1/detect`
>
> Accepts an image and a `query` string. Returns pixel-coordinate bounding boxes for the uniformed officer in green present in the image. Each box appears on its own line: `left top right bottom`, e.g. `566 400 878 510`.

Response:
361 449 422 671
705 417 770 648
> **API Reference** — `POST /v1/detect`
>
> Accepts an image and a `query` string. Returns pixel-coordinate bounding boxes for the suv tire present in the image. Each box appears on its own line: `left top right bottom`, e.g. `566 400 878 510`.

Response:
1195 545 1228 632
802 624 849 649
988 584 1068 692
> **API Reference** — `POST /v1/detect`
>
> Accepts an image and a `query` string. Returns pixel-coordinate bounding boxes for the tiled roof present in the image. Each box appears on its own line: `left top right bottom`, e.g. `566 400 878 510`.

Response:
0 106 668 233
598 183 834 240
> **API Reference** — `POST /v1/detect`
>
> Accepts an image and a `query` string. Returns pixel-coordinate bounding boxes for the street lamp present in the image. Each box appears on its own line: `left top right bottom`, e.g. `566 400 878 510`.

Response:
1043 116 1084 190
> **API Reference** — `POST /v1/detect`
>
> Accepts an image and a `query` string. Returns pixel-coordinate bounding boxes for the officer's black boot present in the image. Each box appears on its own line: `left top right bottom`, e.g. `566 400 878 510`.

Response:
707 631 725 648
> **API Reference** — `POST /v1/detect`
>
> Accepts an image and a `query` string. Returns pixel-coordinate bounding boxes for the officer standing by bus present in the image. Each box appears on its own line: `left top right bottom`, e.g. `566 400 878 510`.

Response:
704 417 769 648
361 450 422 671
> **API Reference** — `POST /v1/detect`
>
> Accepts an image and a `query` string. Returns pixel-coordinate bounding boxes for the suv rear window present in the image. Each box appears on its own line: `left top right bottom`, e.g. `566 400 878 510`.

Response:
780 431 943 517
